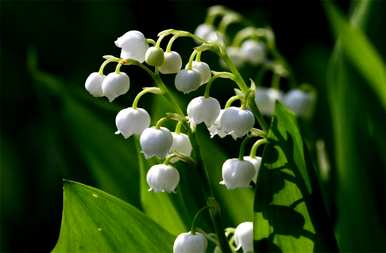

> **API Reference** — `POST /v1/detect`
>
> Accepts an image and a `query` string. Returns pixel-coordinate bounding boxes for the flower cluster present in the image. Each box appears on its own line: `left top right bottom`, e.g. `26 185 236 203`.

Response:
85 5 315 253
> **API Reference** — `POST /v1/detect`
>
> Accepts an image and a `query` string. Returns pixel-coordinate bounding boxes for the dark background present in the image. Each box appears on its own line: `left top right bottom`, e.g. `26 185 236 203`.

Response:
1 0 384 252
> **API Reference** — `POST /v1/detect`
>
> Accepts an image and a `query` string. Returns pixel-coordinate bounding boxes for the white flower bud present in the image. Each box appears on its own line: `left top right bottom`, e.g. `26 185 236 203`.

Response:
254 87 283 115
173 232 208 253
140 127 173 159
240 39 266 65
195 24 214 40
175 70 202 94
220 158 255 189
85 72 104 97
170 133 192 157
102 72 130 102
220 107 255 139
146 164 180 193
159 51 182 74
243 156 262 183
115 30 149 63
283 89 314 119
234 222 253 252
208 110 228 138
192 61 211 85
145 46 165 66
115 107 150 138
187 96 221 128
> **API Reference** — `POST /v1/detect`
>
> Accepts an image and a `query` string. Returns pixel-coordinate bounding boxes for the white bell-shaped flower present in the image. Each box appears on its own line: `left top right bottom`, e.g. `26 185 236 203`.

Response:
208 110 228 138
220 107 255 139
146 164 180 193
102 72 130 102
243 156 262 183
254 87 283 115
173 232 208 253
227 47 244 67
240 39 266 65
114 30 149 62
220 158 255 189
85 72 104 97
195 24 215 40
206 31 224 44
234 222 253 252
175 69 202 94
170 133 192 157
140 127 173 159
284 89 314 119
192 61 211 85
159 51 182 74
187 96 221 128
115 107 150 138
145 46 165 66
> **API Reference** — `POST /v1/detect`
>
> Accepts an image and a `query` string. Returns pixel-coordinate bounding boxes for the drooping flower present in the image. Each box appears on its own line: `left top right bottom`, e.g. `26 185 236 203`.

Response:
192 61 211 85
173 232 208 253
170 132 192 157
115 107 150 138
243 156 262 183
254 87 283 115
187 96 221 128
101 72 130 102
220 158 255 189
114 30 149 62
283 89 314 119
140 127 173 159
146 164 180 193
159 51 182 74
220 107 255 139
85 72 104 97
240 39 266 65
234 222 253 252
175 69 202 94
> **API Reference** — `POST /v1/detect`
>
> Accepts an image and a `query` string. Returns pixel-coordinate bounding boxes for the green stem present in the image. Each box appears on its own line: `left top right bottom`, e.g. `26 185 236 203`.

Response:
238 135 252 160
225 95 242 108
114 62 123 74
250 138 267 158
175 121 184 134
132 87 162 109
166 34 179 52
204 72 235 98
186 50 198 70
155 117 168 129
98 58 116 75
191 206 211 234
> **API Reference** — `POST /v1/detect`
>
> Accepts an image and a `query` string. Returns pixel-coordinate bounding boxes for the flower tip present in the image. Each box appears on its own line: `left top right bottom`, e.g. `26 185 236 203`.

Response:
114 130 120 135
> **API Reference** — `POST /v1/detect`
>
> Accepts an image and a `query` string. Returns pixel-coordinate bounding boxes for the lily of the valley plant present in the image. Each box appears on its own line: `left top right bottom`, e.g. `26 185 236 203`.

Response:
85 5 315 253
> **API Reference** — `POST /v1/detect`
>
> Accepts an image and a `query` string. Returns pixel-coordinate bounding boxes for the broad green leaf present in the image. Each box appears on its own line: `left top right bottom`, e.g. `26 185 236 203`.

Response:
254 103 338 252
325 2 386 109
52 180 174 252
326 2 386 251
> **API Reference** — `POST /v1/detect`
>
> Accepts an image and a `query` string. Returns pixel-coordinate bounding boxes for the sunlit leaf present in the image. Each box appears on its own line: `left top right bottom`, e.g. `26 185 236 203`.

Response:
52 180 174 253
253 102 338 252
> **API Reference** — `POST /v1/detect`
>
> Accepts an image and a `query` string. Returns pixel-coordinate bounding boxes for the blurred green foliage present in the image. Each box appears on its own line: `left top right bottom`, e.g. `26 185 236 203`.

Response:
1 1 385 252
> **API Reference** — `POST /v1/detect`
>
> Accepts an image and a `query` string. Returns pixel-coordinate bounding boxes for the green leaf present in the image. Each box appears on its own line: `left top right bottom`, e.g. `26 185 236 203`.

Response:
253 103 338 252
325 2 386 251
52 180 174 253
325 2 386 109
